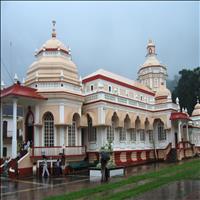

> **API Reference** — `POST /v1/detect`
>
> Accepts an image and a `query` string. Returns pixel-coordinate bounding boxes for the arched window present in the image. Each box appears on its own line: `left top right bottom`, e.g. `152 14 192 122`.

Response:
3 121 7 138
88 115 96 142
140 130 145 141
148 130 153 143
68 121 76 146
158 122 166 140
107 121 114 142
130 129 136 142
43 112 54 146
119 127 126 141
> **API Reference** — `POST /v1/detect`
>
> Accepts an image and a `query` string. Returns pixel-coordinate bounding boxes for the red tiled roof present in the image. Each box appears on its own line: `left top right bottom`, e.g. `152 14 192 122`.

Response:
170 112 190 121
1 83 47 100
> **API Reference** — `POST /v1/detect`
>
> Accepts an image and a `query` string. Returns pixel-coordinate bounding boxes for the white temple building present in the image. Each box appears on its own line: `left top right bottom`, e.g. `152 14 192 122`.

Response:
1 21 200 177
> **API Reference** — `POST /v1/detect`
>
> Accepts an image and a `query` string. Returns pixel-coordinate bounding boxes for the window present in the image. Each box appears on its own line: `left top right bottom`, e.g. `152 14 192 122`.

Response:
119 127 126 141
154 78 158 87
68 121 76 146
148 130 153 143
158 122 166 140
107 122 115 142
140 130 145 141
130 129 136 141
44 112 54 147
108 86 112 92
88 116 96 142
3 121 7 138
90 85 94 91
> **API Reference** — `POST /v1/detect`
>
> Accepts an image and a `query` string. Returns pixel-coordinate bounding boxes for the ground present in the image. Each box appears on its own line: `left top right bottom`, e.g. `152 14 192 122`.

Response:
1 159 200 200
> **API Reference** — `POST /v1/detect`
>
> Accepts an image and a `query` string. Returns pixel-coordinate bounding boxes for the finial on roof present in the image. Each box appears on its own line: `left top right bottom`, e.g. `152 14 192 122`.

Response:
176 97 179 105
197 96 199 104
14 73 18 83
22 77 25 85
52 20 56 38
1 80 5 89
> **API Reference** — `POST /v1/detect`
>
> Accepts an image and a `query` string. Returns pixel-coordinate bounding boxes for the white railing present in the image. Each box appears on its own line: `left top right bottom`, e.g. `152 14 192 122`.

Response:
32 146 86 157
84 92 178 112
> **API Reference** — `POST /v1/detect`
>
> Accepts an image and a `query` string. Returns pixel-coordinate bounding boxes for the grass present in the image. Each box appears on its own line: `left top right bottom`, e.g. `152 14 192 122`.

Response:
44 159 200 200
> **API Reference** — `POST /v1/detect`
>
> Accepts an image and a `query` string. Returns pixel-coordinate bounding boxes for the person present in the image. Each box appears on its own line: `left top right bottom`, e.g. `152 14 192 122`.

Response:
100 151 110 182
56 159 61 176
42 157 50 177
22 140 26 150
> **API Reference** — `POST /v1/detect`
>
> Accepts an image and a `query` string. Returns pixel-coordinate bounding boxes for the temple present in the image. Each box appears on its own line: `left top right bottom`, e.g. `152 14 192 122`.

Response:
1 21 200 177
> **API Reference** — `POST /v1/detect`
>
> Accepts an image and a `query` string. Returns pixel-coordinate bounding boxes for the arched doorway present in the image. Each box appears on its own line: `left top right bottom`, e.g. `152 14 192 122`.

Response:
25 107 34 145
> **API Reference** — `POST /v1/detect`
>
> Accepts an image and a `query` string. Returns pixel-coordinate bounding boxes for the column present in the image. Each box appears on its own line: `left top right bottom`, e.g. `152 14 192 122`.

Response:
186 124 189 142
12 98 18 158
178 120 181 142
0 102 3 158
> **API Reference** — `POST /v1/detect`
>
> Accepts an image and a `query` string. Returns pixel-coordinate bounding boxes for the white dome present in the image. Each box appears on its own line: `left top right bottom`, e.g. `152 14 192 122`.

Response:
142 55 161 68
192 102 200 116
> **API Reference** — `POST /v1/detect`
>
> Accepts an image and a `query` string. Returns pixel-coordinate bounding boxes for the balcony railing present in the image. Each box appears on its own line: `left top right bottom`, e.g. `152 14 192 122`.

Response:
84 91 178 111
32 146 86 157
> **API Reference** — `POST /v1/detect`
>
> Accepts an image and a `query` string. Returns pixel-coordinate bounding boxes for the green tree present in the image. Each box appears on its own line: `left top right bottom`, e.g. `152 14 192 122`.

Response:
172 67 200 115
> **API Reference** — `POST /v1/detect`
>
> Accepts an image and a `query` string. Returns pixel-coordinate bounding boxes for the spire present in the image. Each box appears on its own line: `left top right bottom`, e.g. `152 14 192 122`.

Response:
52 20 56 38
146 39 156 56
197 96 199 104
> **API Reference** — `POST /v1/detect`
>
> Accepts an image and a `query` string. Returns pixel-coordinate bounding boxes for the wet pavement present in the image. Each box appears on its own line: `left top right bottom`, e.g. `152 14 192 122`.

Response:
0 160 199 200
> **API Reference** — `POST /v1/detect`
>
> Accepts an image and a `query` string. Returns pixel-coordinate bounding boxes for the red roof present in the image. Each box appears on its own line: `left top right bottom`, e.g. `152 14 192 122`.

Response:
170 112 190 121
1 83 47 100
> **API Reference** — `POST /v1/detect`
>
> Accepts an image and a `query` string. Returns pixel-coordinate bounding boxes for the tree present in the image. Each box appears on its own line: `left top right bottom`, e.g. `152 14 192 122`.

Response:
172 67 200 115
167 75 179 92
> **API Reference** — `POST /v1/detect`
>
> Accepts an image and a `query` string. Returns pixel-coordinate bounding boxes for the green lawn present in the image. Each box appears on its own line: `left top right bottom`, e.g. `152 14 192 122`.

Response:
44 159 200 200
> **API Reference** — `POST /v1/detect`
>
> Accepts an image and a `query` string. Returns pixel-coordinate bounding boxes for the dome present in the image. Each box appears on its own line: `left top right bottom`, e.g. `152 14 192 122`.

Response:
142 55 161 68
25 21 80 88
192 101 200 116
155 84 171 98
39 37 69 53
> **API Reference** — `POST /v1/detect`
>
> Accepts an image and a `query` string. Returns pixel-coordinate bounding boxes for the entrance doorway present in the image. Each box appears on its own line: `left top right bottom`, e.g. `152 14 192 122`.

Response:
25 107 34 145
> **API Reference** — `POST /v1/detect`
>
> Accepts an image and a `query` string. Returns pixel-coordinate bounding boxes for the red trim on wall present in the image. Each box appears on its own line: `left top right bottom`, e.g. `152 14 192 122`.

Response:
155 96 168 100
82 74 155 96
37 48 69 55
18 167 33 178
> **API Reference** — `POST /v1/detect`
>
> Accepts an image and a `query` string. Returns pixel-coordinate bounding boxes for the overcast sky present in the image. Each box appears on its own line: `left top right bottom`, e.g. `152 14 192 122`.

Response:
1 1 199 86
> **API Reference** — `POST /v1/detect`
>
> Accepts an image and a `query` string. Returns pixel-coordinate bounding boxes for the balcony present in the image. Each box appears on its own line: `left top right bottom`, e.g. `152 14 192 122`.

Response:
31 145 86 158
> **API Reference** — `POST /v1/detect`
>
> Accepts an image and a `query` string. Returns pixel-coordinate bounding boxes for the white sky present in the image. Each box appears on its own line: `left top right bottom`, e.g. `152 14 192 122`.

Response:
1 1 199 85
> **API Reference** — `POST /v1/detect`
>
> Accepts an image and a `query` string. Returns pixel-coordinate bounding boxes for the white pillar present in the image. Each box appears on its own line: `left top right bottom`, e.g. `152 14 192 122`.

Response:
0 102 3 158
178 121 181 142
12 98 17 158
186 124 189 141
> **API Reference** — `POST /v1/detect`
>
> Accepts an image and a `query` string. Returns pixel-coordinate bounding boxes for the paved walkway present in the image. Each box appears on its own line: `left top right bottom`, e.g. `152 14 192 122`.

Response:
0 160 199 200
